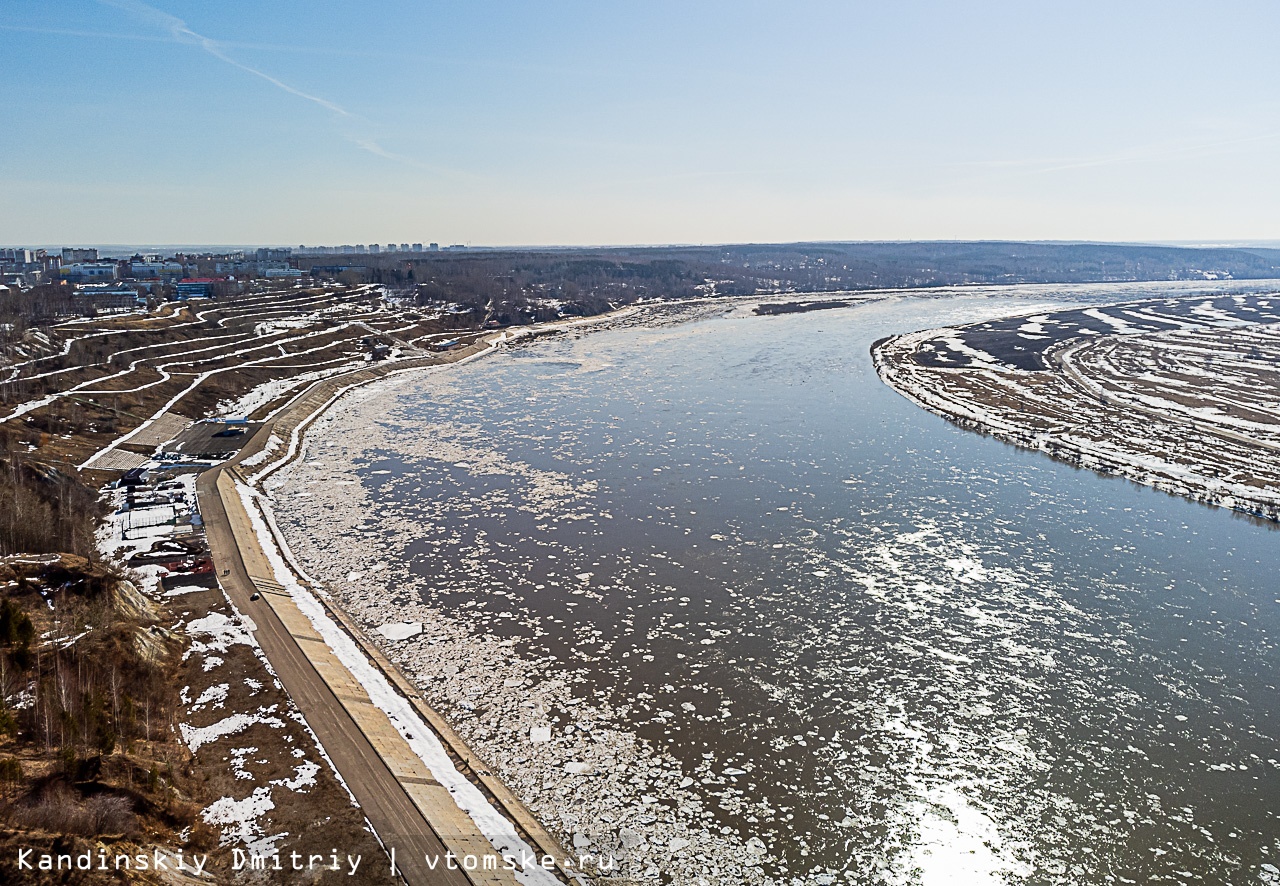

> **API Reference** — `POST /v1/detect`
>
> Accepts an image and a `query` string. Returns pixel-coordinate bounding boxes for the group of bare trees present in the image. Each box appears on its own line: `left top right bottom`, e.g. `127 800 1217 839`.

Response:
0 449 102 558
398 253 709 324
0 571 176 771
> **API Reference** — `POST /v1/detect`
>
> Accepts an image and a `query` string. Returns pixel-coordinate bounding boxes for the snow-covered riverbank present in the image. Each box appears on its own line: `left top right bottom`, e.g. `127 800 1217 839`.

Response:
872 292 1280 523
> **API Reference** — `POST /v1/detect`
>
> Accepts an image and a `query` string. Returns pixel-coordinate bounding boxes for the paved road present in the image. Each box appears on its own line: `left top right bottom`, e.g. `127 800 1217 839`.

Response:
199 464 482 886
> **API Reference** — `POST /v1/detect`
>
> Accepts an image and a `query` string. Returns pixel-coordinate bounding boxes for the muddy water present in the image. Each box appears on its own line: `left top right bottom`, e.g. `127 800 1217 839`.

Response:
281 287 1279 885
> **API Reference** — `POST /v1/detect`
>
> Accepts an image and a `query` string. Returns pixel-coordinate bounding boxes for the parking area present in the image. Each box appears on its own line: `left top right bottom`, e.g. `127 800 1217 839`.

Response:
162 419 263 460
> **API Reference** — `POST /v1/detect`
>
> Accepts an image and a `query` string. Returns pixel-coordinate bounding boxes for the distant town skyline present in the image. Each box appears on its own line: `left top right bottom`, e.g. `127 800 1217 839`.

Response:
4 1 1280 245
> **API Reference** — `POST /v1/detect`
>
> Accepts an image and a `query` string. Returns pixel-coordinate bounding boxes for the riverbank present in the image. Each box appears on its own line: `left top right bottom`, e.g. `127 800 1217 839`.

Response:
196 323 614 886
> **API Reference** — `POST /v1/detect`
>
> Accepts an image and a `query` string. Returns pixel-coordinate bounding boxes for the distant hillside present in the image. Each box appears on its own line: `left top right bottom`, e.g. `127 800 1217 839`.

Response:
295 241 1280 323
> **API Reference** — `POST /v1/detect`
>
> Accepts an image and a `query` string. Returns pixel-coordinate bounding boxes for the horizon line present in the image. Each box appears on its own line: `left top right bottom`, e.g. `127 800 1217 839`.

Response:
13 237 1280 251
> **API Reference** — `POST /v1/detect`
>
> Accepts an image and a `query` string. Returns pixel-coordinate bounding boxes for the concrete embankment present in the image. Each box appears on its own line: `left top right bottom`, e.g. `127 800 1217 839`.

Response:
199 327 591 886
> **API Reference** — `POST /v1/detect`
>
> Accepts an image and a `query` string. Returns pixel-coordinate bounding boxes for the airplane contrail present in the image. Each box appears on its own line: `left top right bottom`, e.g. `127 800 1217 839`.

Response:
94 0 400 153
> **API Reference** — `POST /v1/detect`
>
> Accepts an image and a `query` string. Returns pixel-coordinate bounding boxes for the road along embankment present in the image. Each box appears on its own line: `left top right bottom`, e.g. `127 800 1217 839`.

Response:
198 326 604 886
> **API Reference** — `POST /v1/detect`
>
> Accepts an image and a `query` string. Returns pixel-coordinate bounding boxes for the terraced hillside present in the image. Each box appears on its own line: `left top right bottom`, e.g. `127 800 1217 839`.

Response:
1 284 486 475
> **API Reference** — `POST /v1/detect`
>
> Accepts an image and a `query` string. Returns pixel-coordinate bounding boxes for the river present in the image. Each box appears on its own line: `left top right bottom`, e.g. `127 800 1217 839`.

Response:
272 284 1279 886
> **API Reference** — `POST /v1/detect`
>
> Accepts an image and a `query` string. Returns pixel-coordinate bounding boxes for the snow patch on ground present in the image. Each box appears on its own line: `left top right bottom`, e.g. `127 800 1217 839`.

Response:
181 706 287 752
201 787 285 855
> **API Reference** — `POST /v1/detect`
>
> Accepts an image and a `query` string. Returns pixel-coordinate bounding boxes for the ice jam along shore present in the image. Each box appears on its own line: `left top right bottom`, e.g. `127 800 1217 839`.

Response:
195 304 709 884
231 476 566 885
270 305 777 885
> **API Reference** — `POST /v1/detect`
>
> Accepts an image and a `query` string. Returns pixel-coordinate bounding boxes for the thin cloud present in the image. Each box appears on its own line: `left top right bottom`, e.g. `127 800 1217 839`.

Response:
350 138 444 174
4 20 600 80
192 36 351 118
93 0 417 161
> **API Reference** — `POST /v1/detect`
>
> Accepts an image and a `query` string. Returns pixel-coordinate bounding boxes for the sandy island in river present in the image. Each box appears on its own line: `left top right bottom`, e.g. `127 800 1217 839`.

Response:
872 289 1280 523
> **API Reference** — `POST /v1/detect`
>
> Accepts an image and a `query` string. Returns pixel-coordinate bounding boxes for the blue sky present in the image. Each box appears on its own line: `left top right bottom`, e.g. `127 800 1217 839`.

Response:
4 1 1280 246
